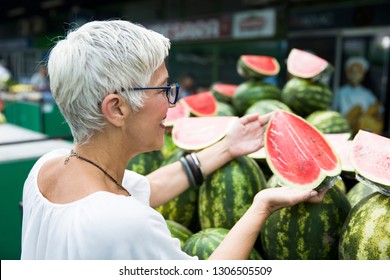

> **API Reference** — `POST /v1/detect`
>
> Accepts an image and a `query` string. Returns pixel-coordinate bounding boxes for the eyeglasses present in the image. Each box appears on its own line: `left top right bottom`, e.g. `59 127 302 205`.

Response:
127 83 180 105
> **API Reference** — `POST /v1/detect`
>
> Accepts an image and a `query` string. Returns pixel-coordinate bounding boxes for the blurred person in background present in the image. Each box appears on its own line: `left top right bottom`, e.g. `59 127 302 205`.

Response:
178 73 196 98
30 64 50 92
332 56 384 134
0 57 12 90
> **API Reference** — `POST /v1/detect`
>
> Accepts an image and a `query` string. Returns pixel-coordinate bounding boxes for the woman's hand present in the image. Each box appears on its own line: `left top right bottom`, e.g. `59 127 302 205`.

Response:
224 113 272 158
251 186 330 217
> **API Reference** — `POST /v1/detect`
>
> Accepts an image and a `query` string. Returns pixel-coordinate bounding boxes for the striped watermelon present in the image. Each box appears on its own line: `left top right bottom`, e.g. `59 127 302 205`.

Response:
165 219 193 248
245 99 291 116
339 192 390 259
260 186 351 259
306 110 351 134
160 132 178 158
237 55 280 80
233 80 281 116
346 182 377 208
281 77 333 117
182 228 262 260
155 149 200 230
215 101 237 116
198 156 267 229
126 150 164 175
211 83 237 103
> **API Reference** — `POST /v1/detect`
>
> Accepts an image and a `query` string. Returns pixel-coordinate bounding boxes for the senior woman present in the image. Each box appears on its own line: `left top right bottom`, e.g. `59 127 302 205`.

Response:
21 20 327 260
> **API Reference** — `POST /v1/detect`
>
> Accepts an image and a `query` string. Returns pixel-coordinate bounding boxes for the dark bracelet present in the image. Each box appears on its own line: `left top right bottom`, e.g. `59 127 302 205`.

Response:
190 153 206 180
185 154 203 186
180 157 197 187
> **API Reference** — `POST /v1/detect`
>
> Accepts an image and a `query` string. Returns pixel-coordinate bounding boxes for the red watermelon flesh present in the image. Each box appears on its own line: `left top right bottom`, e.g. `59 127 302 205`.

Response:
265 110 341 190
242 55 280 76
180 91 217 117
212 83 237 98
324 133 353 172
172 116 238 151
164 103 190 127
351 130 390 188
287 48 330 79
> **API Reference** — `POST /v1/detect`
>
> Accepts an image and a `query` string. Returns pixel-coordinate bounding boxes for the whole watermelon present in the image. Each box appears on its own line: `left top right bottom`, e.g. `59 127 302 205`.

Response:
182 228 262 260
306 110 351 134
161 132 179 158
232 80 281 116
260 186 351 259
215 101 237 116
155 149 200 231
245 99 291 116
339 192 389 259
198 156 267 230
346 182 377 208
281 77 333 117
126 150 164 175
165 219 193 249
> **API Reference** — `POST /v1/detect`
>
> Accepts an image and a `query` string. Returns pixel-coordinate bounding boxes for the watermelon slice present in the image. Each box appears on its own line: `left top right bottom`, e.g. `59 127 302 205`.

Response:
180 91 217 117
248 147 266 159
287 48 333 80
237 55 280 80
172 116 238 151
164 103 190 127
351 130 390 194
324 133 353 173
265 110 341 190
211 83 237 103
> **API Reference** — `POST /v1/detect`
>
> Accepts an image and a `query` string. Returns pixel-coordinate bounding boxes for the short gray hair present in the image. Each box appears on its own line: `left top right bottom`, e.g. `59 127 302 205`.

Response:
47 20 170 145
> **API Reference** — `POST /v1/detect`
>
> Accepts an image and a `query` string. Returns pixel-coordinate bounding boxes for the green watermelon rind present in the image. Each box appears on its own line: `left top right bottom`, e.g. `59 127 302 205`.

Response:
339 192 390 260
244 99 292 116
345 182 378 209
182 228 262 260
198 156 267 230
237 55 280 80
211 83 238 103
261 186 351 260
126 150 165 175
265 110 342 190
165 219 194 248
281 77 333 117
306 110 351 134
232 80 282 115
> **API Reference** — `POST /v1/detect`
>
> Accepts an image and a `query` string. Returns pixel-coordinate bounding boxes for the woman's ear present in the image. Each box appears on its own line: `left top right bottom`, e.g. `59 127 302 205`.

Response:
101 94 129 127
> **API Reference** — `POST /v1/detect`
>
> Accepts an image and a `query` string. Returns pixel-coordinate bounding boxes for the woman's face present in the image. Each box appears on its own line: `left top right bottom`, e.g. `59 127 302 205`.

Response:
126 63 171 153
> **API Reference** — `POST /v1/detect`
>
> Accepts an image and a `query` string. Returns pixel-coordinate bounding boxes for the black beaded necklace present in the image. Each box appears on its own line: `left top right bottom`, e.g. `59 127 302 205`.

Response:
64 149 129 194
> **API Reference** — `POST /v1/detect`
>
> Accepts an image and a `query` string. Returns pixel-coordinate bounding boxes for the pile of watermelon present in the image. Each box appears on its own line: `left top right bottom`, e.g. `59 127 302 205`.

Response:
124 49 389 260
